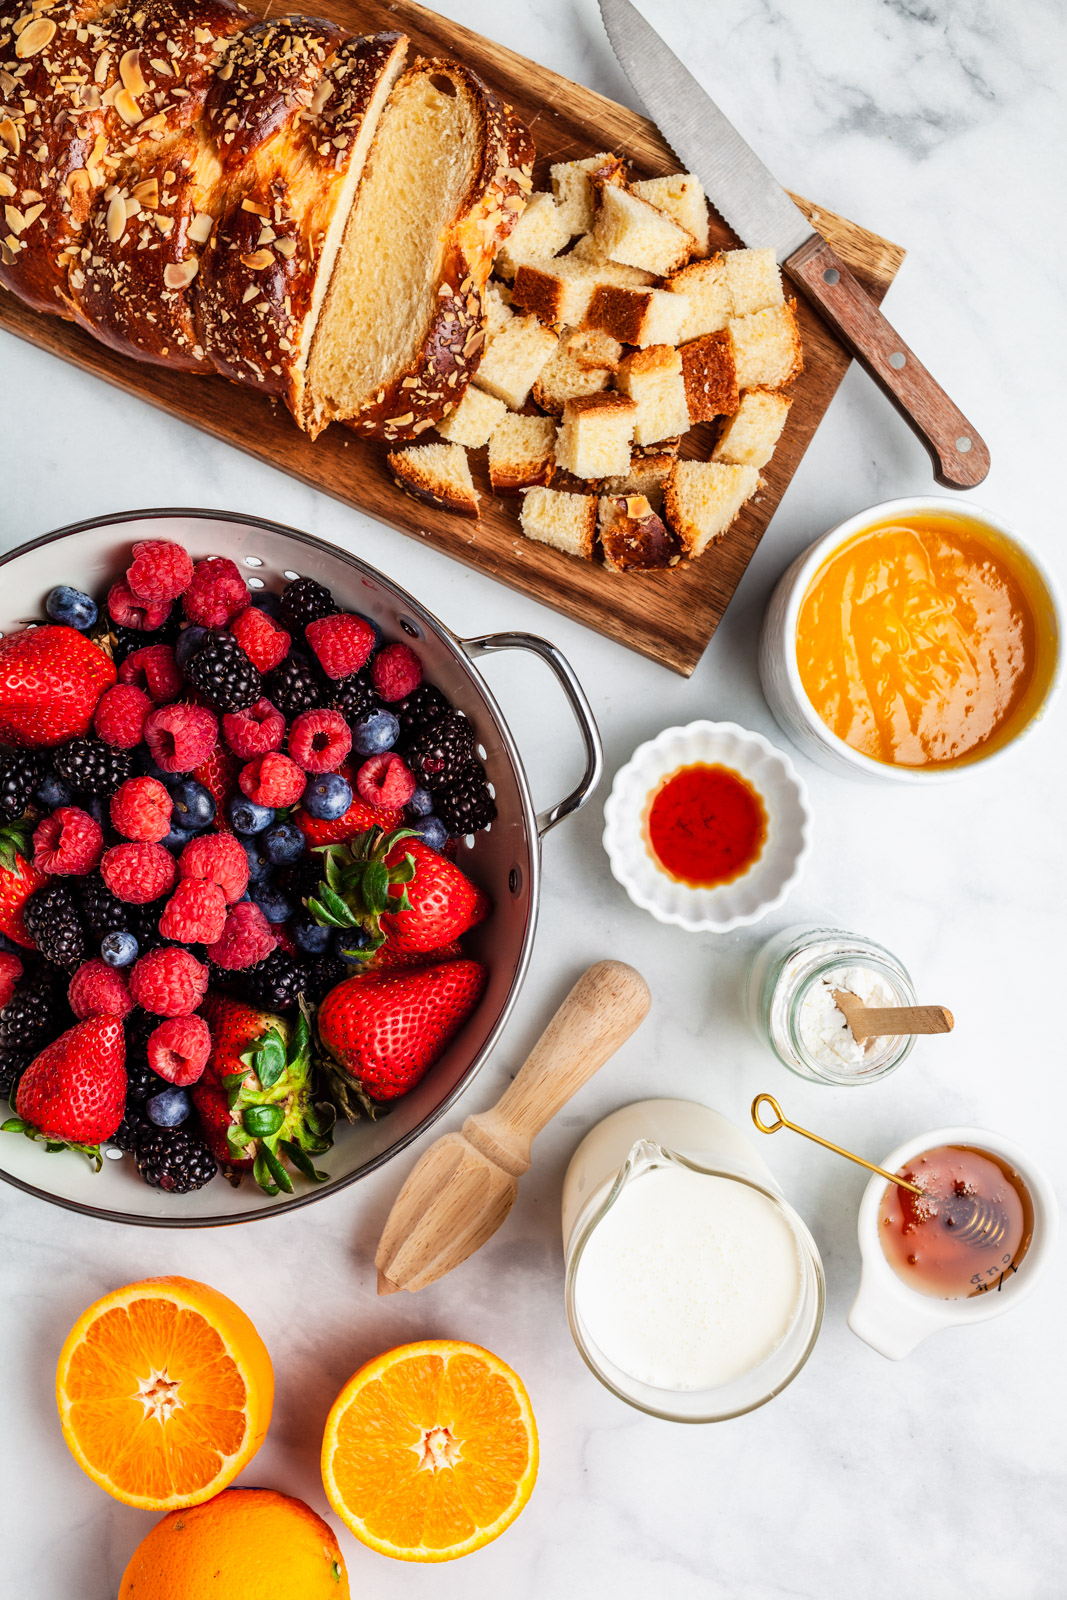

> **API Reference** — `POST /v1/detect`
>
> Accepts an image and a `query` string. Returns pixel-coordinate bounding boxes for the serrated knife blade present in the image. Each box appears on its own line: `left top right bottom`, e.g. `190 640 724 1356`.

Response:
598 0 989 488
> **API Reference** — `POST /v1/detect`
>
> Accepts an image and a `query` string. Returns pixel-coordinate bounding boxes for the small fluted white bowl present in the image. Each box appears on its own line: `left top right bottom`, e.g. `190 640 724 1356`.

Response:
602 721 812 933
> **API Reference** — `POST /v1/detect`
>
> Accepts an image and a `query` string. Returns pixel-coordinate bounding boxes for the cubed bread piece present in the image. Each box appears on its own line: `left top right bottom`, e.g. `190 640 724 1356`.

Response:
485 281 514 336
568 328 623 371
614 346 690 445
680 331 740 422
663 257 730 345
663 461 760 559
598 494 681 572
488 413 557 494
388 442 480 518
712 387 792 468
593 183 695 276
631 174 710 257
723 247 784 316
473 314 559 409
555 393 638 479
532 326 619 415
550 152 626 235
570 231 611 264
520 486 598 559
494 191 570 280
728 299 804 389
601 446 679 510
512 256 654 325
585 284 689 347
436 385 508 448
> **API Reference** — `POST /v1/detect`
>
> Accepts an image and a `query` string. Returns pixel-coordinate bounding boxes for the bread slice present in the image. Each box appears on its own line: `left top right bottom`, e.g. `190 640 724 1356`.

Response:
493 191 569 280
555 393 637 479
728 300 804 389
662 257 730 342
593 183 694 276
598 495 681 573
485 281 515 336
436 384 508 448
712 387 792 467
520 487 598 559
306 59 534 440
601 446 679 510
550 153 626 235
663 461 760 559
680 331 739 422
615 346 690 445
473 314 558 409
388 441 480 516
584 284 689 347
512 254 654 325
723 247 784 315
631 174 710 257
488 413 557 494
532 326 620 415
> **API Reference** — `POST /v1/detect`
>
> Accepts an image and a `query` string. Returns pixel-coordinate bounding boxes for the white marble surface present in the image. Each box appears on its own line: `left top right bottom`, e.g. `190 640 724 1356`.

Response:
2 1 1065 1595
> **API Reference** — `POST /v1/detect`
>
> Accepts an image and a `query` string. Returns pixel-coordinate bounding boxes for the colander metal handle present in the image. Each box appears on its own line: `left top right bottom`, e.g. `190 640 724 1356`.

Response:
461 632 603 837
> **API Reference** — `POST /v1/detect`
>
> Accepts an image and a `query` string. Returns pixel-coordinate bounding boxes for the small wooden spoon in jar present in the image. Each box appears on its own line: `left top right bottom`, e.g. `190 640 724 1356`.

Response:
832 989 953 1042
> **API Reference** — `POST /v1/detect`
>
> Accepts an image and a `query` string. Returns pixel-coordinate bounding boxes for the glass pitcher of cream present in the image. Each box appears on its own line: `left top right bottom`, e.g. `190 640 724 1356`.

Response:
562 1099 825 1422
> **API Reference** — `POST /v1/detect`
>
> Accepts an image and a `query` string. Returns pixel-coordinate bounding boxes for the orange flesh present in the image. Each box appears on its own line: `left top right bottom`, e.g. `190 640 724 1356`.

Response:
796 514 1041 768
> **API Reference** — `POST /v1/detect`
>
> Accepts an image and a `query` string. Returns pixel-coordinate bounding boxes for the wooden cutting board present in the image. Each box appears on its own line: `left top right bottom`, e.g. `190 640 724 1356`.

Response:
0 0 904 676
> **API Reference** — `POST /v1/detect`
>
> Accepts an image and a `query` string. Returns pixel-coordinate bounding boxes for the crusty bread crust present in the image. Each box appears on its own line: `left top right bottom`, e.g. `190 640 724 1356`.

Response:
598 494 680 573
387 441 480 516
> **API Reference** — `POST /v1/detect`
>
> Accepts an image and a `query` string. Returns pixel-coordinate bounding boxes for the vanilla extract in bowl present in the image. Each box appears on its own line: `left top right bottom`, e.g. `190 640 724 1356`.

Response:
879 1145 1034 1299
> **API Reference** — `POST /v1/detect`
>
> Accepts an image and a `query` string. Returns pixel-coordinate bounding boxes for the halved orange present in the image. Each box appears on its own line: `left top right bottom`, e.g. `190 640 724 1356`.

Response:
56 1276 273 1511
321 1339 537 1563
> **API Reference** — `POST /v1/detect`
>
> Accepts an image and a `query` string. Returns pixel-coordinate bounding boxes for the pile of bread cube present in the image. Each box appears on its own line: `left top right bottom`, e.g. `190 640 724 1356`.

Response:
387 154 803 575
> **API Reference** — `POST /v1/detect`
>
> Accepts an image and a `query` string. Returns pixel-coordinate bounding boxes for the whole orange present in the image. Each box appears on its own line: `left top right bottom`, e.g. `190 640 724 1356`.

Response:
117 1487 349 1597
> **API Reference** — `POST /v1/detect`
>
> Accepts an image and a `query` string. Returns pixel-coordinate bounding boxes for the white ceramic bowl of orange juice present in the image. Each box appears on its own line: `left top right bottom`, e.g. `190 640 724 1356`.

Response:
759 497 1061 784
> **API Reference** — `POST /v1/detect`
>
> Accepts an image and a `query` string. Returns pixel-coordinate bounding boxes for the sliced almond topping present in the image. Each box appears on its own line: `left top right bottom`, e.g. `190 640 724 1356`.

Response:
150 57 172 75
386 413 415 428
22 201 43 228
119 48 147 97
0 71 16 96
139 112 166 135
93 50 111 85
0 175 14 198
163 256 197 290
310 77 332 113
0 119 21 155
273 236 296 259
85 132 107 185
131 176 158 207
105 192 126 242
79 83 101 108
215 59 233 81
4 204 25 235
15 16 55 57
187 210 212 244
241 284 259 303
114 87 141 125
241 198 268 216
255 226 275 246
154 213 173 235
240 249 273 270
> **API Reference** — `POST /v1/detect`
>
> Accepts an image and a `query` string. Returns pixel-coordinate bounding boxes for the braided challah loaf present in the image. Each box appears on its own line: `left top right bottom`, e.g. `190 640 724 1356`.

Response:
0 0 533 438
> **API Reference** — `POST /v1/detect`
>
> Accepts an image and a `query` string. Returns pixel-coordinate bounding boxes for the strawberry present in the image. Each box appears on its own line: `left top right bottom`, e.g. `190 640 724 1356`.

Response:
192 744 240 830
380 838 489 954
0 625 116 747
0 821 49 946
368 939 462 974
192 994 334 1195
3 1016 126 1165
316 959 487 1102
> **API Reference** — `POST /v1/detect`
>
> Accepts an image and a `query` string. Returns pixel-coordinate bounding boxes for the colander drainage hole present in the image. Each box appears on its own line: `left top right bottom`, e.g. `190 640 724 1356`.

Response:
283 569 300 581
509 867 522 895
244 555 263 567
398 617 422 639
247 576 264 589
476 743 487 761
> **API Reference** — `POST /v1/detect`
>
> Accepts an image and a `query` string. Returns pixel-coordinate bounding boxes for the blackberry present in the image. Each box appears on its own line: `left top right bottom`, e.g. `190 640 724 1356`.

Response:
434 764 496 834
0 749 43 822
280 576 334 635
130 901 169 954
277 854 326 907
184 632 263 713
126 1057 169 1104
395 684 450 745
332 669 381 727
77 874 131 940
240 948 306 1010
0 963 70 1051
0 1046 29 1105
263 652 326 717
109 1101 148 1153
53 738 132 797
406 711 475 791
22 884 86 970
134 1125 218 1192
302 952 347 1005
109 614 180 665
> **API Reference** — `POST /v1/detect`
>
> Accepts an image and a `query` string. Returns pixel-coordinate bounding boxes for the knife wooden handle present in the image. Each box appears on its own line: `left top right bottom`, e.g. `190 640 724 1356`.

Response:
785 234 989 489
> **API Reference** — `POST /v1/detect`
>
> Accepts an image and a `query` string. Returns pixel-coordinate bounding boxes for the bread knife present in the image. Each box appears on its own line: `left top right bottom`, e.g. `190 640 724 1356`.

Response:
598 0 989 488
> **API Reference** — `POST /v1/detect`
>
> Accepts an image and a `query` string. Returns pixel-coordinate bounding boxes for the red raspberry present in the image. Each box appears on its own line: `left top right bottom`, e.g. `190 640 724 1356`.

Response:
231 607 291 673
68 958 133 1021
126 539 194 605
207 901 276 970
33 806 104 875
94 683 152 748
147 1014 211 1086
107 580 171 632
110 776 173 843
239 751 306 807
183 557 249 628
223 698 285 760
101 841 176 904
118 643 181 703
356 752 416 810
130 947 209 1017
288 708 351 774
372 642 423 702
179 832 248 903
192 745 239 827
0 951 23 1008
144 703 218 774
158 879 227 944
305 613 375 679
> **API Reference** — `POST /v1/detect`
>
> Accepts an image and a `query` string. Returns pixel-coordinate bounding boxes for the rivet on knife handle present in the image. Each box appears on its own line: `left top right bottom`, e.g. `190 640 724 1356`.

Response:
786 234 990 489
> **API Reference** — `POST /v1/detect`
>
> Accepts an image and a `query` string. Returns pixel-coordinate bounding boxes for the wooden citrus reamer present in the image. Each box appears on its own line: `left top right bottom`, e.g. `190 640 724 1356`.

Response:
375 960 651 1294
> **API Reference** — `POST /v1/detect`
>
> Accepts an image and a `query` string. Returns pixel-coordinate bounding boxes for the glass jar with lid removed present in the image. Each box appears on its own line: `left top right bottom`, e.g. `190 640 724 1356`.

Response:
645 764 767 888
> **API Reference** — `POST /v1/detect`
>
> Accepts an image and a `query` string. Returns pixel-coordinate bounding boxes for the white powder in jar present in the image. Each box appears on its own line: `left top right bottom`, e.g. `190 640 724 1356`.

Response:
797 962 898 1070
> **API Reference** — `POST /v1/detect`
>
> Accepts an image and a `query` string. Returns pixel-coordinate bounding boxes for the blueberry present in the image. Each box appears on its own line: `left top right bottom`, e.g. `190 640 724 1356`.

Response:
101 930 139 968
303 772 352 821
352 709 399 756
251 590 283 619
406 786 434 819
411 815 448 852
249 881 294 924
292 915 333 956
45 585 98 631
175 624 211 672
262 820 305 866
239 834 272 882
337 926 373 963
227 795 275 835
134 747 173 782
162 824 198 853
146 1086 191 1128
35 772 72 810
169 778 216 831
80 796 109 829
